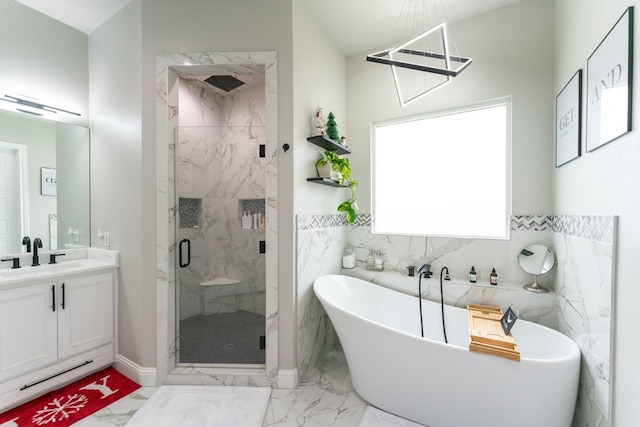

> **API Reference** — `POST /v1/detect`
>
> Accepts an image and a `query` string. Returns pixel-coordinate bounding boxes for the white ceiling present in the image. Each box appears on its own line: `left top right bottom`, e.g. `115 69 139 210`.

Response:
300 0 524 55
15 0 523 55
14 0 133 35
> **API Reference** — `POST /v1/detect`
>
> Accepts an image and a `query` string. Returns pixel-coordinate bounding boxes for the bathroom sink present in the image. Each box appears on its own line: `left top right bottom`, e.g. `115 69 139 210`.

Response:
0 258 114 286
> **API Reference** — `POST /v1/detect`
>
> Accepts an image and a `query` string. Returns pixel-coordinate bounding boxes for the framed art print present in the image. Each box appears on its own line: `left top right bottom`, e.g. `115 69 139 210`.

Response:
556 70 582 167
586 6 633 152
41 167 57 196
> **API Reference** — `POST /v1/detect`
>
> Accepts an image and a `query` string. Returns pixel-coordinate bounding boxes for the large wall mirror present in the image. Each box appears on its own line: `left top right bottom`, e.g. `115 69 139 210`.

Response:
0 109 90 255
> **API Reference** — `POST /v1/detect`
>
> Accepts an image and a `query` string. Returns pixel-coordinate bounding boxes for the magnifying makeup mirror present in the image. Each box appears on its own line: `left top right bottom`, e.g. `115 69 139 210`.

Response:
518 244 556 293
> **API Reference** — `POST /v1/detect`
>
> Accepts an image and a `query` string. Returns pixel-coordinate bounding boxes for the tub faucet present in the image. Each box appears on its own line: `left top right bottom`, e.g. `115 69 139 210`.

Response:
418 264 432 278
32 238 43 266
22 236 31 253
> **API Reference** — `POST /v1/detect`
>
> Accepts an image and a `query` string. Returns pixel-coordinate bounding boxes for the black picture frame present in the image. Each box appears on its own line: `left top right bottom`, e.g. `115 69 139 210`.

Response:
586 6 634 152
556 70 582 167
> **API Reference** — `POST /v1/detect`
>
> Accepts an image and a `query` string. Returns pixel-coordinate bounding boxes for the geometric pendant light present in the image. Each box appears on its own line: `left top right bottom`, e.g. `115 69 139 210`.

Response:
367 22 472 106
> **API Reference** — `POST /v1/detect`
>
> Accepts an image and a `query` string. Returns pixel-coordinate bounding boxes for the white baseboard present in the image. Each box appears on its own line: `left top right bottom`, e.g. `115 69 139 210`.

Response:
277 369 298 389
115 354 157 387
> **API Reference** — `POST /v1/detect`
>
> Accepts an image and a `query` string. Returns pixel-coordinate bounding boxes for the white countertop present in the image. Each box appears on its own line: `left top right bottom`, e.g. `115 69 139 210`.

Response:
0 248 118 287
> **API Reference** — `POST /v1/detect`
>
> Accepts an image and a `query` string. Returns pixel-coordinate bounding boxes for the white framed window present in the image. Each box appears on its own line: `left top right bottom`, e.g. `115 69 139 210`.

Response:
372 99 511 239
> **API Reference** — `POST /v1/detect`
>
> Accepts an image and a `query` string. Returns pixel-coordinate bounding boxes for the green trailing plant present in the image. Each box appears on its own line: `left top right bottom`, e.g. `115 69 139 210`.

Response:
316 150 359 223
338 178 359 224
325 111 340 142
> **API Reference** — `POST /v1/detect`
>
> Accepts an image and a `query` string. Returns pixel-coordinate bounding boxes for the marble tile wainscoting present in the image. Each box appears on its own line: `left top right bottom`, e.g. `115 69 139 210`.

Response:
296 213 616 427
296 215 346 381
554 215 616 427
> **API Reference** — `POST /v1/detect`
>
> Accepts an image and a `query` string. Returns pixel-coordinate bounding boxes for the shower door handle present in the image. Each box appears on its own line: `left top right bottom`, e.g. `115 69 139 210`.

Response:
179 238 191 268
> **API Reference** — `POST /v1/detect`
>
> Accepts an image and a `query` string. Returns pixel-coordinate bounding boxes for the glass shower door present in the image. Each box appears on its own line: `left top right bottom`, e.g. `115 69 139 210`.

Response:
175 125 266 365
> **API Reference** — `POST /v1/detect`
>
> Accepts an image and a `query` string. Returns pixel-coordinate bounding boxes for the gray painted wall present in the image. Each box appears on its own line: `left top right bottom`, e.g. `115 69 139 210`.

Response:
0 0 88 126
89 0 146 365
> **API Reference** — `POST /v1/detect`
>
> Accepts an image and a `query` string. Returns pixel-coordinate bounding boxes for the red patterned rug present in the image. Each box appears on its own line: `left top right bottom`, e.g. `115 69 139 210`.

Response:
0 367 140 427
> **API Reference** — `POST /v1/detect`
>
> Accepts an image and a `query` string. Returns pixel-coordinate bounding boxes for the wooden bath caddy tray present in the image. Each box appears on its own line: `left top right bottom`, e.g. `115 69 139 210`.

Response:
467 304 520 362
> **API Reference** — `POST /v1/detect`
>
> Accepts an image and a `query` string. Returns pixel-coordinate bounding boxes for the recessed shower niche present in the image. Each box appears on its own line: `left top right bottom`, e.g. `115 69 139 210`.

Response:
239 198 265 230
179 197 202 229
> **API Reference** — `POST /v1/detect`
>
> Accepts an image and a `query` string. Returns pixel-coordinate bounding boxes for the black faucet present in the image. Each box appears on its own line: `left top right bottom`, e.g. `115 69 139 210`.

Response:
32 238 43 266
22 236 31 253
418 263 432 278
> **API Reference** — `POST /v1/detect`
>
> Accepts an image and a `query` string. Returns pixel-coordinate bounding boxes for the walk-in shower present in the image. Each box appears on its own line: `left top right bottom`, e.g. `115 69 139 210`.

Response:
175 69 266 365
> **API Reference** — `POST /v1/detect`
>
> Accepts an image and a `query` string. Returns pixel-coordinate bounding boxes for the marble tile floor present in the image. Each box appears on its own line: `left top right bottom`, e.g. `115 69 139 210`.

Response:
74 351 418 426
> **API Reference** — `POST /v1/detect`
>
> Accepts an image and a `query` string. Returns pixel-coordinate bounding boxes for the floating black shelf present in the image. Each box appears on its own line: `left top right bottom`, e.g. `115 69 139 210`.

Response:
306 177 349 188
307 135 351 155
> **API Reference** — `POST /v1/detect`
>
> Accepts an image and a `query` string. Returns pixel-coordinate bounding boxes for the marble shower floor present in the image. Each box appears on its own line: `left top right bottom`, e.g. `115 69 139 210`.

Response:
73 351 417 427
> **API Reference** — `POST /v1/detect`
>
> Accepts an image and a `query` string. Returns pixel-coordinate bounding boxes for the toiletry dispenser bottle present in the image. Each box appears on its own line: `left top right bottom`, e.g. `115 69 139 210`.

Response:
469 266 477 283
342 247 356 269
374 251 384 271
366 250 375 270
490 268 498 285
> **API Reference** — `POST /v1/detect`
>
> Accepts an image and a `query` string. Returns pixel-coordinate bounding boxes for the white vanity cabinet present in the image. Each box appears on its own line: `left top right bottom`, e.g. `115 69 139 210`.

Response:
0 266 116 411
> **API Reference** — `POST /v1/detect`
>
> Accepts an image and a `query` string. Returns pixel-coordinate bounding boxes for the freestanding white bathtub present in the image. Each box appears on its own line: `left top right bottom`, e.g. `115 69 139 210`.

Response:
313 274 580 427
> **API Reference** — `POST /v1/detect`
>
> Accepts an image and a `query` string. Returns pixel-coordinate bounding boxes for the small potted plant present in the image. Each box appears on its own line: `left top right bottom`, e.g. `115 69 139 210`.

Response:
316 150 342 181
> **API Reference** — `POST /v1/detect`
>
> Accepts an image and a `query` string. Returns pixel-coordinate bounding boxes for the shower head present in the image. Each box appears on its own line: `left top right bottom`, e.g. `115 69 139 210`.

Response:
204 75 245 92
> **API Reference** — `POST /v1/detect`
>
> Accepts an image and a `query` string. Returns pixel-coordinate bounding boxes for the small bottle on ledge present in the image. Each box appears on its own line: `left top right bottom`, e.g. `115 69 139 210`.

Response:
490 268 498 285
469 266 477 283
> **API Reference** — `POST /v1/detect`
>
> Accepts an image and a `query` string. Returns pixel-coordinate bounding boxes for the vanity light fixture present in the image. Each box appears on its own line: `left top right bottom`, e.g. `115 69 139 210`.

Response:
366 1 472 106
0 94 81 117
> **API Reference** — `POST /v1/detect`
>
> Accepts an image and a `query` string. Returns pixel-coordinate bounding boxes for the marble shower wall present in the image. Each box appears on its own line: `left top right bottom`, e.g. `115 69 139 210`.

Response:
177 79 266 318
553 215 616 427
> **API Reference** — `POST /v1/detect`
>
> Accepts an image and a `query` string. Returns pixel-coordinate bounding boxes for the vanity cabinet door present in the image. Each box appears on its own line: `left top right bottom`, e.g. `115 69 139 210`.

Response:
57 272 114 359
0 283 57 382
